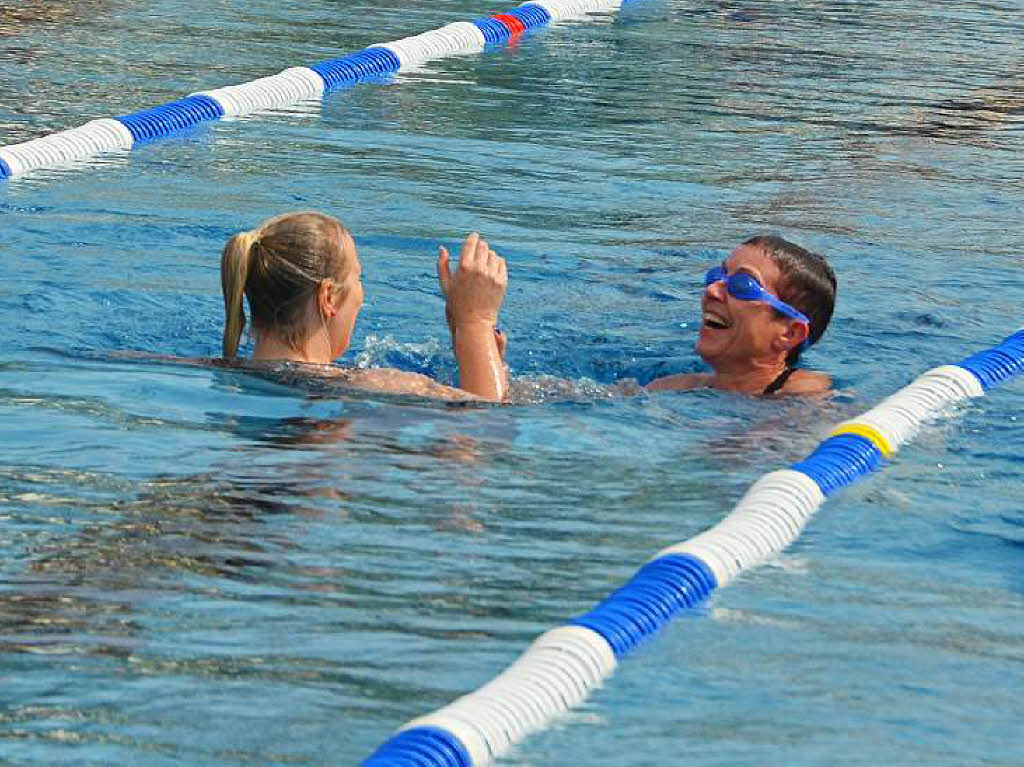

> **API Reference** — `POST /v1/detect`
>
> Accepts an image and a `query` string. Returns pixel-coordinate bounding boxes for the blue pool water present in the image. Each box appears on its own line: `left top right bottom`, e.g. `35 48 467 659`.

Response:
2 1 1023 764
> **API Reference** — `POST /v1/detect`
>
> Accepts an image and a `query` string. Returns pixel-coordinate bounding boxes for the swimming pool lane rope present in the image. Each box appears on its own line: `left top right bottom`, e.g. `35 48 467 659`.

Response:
362 327 1024 766
0 0 633 180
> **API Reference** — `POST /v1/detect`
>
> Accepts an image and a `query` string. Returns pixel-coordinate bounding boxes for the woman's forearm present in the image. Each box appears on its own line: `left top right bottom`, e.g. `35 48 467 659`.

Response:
454 320 507 401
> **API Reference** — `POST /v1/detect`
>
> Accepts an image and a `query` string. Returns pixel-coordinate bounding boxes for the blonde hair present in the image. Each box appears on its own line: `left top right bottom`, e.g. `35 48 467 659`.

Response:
220 211 353 358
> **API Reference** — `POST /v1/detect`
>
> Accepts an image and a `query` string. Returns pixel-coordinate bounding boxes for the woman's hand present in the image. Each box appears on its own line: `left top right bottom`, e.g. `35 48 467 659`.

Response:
436 233 508 401
437 232 507 328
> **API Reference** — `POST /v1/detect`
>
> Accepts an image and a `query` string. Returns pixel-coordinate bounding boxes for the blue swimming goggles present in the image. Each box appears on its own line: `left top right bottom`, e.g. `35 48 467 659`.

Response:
703 265 811 326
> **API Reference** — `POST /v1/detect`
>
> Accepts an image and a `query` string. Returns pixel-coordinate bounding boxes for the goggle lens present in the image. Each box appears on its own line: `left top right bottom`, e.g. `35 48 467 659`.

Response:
703 266 726 287
703 266 763 299
725 273 763 300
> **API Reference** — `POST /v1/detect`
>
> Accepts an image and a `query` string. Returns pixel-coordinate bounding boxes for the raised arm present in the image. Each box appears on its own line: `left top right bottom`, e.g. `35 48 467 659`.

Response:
437 233 508 401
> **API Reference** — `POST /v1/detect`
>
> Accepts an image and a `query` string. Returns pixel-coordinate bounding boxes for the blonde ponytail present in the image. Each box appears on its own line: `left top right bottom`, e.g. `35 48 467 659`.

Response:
221 230 257 358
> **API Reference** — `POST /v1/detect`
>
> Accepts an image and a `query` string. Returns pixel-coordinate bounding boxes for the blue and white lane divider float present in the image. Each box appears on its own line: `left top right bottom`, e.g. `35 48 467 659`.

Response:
0 0 629 180
363 327 1024 766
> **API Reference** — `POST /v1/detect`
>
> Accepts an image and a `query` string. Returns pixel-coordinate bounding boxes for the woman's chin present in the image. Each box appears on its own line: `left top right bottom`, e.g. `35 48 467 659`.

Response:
695 333 722 364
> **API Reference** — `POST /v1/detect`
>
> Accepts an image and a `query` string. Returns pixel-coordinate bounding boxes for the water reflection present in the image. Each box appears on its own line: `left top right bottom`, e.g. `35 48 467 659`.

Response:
0 0 107 38
0 471 307 658
0 402 512 659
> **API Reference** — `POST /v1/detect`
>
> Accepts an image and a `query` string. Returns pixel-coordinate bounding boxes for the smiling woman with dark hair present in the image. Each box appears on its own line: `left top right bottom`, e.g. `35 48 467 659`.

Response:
647 235 837 396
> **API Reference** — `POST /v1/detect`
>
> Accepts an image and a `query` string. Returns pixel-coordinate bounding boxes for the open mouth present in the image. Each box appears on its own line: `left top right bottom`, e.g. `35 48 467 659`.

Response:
702 310 731 330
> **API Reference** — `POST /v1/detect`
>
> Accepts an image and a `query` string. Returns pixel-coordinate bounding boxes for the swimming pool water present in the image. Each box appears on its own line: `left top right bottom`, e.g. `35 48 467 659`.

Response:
1 1 1023 764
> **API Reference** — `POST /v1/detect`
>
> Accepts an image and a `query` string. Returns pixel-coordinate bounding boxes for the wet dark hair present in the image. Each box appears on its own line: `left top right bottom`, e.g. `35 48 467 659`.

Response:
743 234 837 366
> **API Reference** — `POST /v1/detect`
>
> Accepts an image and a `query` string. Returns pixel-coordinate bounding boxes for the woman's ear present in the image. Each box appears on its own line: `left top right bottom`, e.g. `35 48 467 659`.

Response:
777 319 809 353
318 279 337 318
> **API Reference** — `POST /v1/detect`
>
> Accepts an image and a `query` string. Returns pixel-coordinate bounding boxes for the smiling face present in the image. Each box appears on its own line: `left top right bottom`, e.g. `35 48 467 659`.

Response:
696 243 808 372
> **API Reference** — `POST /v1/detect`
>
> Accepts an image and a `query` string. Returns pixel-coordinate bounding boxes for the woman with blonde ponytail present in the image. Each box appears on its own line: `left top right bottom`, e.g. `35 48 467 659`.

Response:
218 211 508 401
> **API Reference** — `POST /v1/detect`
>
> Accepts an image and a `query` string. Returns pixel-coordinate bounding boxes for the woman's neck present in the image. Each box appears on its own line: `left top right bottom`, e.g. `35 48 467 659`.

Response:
707 356 790 395
253 331 334 365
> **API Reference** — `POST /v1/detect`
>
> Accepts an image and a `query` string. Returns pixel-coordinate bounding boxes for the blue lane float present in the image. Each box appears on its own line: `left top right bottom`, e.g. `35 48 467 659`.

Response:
116 95 225 144
310 48 403 93
508 3 555 27
472 16 517 44
0 0 630 178
958 329 1024 390
791 433 885 496
364 727 472 767
365 328 1024 765
569 554 716 657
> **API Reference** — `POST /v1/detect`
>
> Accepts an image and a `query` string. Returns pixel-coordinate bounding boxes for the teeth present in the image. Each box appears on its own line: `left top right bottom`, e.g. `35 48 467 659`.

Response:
703 311 730 329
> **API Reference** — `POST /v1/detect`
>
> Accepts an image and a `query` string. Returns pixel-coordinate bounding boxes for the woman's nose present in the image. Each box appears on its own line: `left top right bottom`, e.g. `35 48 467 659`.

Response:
705 278 728 301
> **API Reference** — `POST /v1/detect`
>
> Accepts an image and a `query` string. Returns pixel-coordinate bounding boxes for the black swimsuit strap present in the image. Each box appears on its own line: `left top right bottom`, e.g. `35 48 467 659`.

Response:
763 366 797 396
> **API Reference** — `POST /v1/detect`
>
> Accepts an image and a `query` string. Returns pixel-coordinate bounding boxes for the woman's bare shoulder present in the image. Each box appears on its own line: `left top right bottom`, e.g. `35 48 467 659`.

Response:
111 353 480 401
343 368 479 401
645 373 712 392
779 369 832 395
